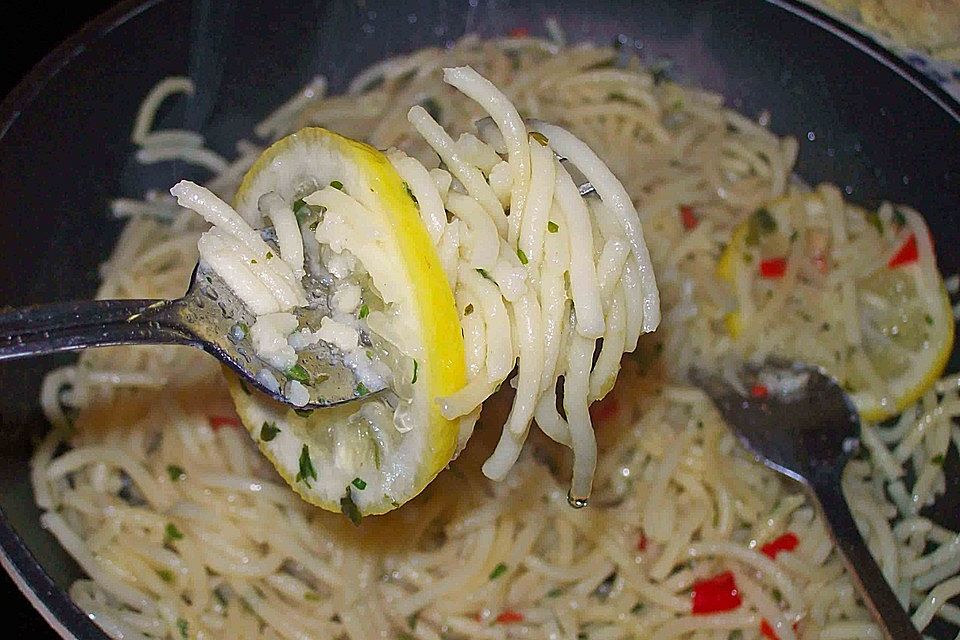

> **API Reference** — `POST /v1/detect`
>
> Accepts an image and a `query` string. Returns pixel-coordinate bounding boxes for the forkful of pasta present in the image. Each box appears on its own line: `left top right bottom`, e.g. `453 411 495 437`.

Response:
0 65 661 519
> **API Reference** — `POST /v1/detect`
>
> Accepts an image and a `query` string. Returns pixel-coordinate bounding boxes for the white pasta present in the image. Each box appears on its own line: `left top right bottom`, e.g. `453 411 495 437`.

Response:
30 35 960 640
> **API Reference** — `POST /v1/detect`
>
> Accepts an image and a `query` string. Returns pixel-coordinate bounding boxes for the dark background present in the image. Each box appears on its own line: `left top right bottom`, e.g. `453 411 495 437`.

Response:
0 3 119 634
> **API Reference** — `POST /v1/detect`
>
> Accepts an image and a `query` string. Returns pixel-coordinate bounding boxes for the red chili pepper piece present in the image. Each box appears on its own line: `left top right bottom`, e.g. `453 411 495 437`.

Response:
508 27 530 37
637 531 648 552
888 233 918 268
495 610 524 624
759 257 788 279
691 571 742 614
680 205 699 230
761 532 799 559
589 395 619 424
208 415 242 431
760 618 779 640
751 384 769 399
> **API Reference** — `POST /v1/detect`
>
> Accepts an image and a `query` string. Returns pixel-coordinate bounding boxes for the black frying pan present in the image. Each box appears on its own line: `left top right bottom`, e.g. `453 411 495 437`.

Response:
0 1 957 637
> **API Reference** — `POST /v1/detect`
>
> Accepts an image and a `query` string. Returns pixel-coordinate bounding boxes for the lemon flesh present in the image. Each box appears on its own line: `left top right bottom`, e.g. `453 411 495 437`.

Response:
716 189 953 421
229 128 465 517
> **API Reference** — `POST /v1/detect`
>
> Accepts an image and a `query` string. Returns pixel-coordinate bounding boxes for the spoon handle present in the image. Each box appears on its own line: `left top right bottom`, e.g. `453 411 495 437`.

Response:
809 472 921 640
0 299 195 360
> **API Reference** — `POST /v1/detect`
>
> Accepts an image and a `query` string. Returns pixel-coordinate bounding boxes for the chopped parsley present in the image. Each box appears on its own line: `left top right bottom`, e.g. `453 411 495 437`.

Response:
865 211 884 235
476 268 492 280
213 590 228 608
260 421 281 441
166 465 185 482
265 251 274 260
284 363 311 384
403 181 419 209
356 382 369 396
546 587 563 598
238 379 252 395
330 180 344 190
932 454 946 466
157 569 174 583
296 445 317 487
517 247 529 265
463 303 474 315
892 208 907 227
745 207 777 246
304 591 320 602
608 91 629 102
547 220 559 233
164 523 184 542
176 617 189 640
411 360 419 384
293 408 313 418
925 314 934 326
250 259 258 264
489 562 508 580
352 477 367 490
359 304 370 319
630 602 644 614
420 97 442 122
340 487 363 525
529 131 549 146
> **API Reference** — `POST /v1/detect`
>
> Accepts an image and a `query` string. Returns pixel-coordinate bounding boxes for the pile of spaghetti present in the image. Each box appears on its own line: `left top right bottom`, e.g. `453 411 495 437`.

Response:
33 35 960 640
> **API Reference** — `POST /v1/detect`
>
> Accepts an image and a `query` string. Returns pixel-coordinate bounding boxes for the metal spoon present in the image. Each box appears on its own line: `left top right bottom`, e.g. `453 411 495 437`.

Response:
0 232 384 409
691 360 921 640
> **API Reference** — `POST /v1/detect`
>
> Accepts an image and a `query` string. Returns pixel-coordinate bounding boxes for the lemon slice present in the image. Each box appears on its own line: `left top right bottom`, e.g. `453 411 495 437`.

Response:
227 128 466 518
716 188 953 421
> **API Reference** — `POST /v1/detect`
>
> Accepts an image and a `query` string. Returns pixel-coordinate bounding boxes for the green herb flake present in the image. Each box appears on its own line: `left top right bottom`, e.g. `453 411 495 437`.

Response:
529 131 549 146
356 382 369 396
892 208 907 227
330 180 344 191
352 477 367 490
238 379 252 395
359 304 370 319
296 445 318 487
304 591 321 602
214 590 228 608
157 569 174 583
547 220 559 233
772 588 783 603
464 303 474 316
547 587 563 598
745 207 777 246
250 259 258 264
865 211 884 235
176 617 189 640
284 363 311 384
340 487 362 525
412 360 419 385
421 97 442 122
476 268 492 280
608 91 629 102
260 421 281 441
293 408 313 418
630 602 644 614
925 314 934 326
932 454 946 466
166 465 185 482
402 181 420 209
265 251 274 260
517 247 529 265
165 523 184 542
489 562 508 580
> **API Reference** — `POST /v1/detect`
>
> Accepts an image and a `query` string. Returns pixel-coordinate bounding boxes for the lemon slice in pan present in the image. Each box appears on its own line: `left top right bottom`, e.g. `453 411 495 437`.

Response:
717 190 952 422
228 128 465 518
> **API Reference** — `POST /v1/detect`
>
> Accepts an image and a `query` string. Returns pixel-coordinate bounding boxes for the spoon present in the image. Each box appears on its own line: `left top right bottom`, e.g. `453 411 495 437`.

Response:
0 232 384 409
691 360 921 640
